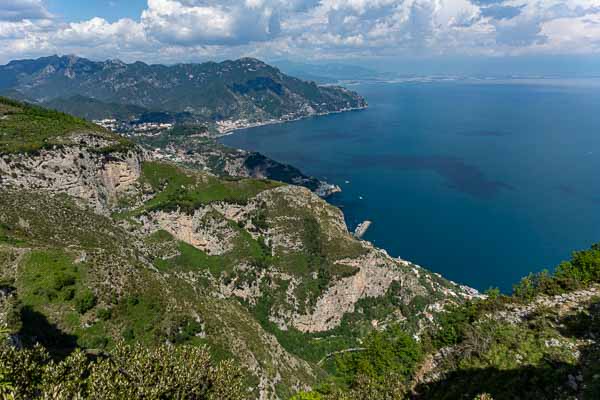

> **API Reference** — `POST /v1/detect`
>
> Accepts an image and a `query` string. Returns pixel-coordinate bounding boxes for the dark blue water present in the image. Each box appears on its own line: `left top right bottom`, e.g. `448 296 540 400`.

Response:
220 80 600 291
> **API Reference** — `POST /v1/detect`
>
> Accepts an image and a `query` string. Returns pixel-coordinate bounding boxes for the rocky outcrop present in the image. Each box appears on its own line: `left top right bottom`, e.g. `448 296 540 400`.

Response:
416 284 600 394
255 185 351 246
138 183 478 334
290 248 477 333
0 133 144 214
491 285 600 325
141 208 239 256
292 249 411 332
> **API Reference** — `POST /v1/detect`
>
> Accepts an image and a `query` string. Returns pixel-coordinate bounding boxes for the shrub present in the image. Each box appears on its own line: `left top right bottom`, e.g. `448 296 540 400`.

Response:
51 272 76 291
336 325 422 389
0 340 246 399
291 392 325 400
122 327 135 341
61 287 76 301
75 290 97 314
0 329 16 400
555 243 600 284
430 303 480 348
513 243 600 300
96 308 112 321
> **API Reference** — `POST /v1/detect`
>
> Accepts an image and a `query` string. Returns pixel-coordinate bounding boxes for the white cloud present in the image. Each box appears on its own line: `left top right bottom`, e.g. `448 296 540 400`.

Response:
540 11 600 53
0 0 600 64
0 0 51 22
141 0 238 45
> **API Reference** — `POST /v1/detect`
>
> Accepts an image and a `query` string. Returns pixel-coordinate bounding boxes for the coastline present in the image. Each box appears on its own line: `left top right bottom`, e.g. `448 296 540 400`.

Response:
215 105 367 198
214 105 368 137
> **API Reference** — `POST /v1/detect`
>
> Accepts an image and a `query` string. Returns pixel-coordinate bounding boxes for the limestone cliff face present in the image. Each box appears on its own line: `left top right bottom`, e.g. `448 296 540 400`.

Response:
1 136 477 336
292 249 416 332
0 133 144 214
137 184 478 334
140 209 239 256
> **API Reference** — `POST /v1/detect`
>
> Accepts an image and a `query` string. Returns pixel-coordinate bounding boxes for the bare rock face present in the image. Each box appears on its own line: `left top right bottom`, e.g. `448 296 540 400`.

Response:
144 208 239 255
292 249 409 332
289 247 477 333
0 133 143 214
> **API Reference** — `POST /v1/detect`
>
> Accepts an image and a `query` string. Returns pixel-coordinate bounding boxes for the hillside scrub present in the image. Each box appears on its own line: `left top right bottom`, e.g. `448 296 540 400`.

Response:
0 330 245 400
295 243 600 399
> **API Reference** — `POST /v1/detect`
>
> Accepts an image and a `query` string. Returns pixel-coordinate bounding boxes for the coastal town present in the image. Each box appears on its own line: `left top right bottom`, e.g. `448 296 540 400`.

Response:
215 104 367 134
93 118 174 137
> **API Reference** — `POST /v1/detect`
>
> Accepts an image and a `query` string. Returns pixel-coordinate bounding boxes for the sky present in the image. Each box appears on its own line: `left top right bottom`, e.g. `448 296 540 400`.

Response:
2 0 600 74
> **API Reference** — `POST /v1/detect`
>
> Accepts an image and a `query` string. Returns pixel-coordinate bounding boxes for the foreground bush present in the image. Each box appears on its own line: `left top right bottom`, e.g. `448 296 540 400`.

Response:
0 331 245 400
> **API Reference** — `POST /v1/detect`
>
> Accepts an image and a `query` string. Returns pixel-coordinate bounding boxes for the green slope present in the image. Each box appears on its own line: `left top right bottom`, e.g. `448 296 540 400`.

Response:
0 96 130 154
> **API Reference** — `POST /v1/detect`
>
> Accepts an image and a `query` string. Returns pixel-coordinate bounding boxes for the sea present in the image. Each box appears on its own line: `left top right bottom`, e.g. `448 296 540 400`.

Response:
220 79 600 292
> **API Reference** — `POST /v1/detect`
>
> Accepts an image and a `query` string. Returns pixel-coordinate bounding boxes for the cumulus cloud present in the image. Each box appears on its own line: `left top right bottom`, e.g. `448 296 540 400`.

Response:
0 0 51 22
1 0 600 63
140 0 281 45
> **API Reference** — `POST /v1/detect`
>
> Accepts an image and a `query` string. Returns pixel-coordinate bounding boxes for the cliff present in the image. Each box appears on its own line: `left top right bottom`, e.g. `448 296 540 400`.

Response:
0 98 474 399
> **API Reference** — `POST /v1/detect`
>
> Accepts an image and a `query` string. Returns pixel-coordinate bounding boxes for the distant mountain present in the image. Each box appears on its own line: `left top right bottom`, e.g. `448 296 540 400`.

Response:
272 60 383 83
0 55 366 124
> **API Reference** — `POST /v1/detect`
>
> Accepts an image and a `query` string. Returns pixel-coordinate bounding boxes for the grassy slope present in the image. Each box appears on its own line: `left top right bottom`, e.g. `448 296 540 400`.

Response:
139 161 283 211
0 96 131 154
128 162 382 366
0 155 460 398
0 157 383 397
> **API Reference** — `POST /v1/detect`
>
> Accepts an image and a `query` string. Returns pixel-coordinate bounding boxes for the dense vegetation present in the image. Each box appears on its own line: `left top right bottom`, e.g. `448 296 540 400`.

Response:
0 329 245 400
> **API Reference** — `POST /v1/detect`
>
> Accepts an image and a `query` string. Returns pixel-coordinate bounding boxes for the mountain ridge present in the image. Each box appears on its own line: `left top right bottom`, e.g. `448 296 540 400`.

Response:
0 55 367 129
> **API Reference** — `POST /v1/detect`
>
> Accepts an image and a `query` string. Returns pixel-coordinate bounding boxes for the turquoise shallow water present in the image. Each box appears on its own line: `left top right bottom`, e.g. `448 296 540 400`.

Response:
220 80 600 291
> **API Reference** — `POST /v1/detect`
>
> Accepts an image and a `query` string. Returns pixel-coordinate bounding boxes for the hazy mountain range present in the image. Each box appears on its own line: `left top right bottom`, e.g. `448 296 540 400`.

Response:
0 55 366 124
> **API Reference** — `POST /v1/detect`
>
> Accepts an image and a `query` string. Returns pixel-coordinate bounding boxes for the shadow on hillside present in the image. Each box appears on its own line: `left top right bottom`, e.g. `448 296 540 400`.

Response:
558 300 600 340
413 362 578 400
560 299 600 399
414 299 600 400
19 306 78 359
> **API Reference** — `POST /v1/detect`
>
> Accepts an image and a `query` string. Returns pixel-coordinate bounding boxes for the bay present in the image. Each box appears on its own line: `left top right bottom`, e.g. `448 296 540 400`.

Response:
220 80 600 291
